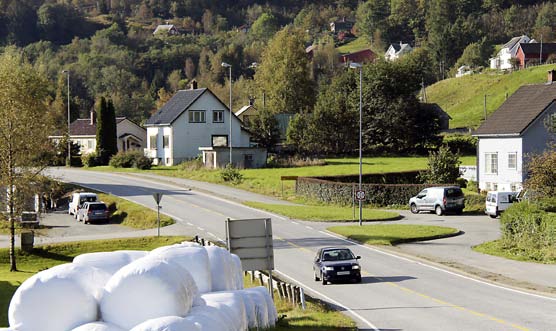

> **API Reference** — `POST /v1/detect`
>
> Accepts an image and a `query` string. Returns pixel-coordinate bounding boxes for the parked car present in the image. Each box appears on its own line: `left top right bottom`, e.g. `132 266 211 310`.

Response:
68 192 98 218
313 247 361 285
77 201 109 224
485 191 518 218
409 186 465 216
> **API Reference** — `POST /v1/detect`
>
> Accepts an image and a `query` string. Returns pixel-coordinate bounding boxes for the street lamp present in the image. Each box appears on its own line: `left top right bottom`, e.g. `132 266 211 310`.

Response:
62 70 71 167
221 62 232 165
349 62 363 226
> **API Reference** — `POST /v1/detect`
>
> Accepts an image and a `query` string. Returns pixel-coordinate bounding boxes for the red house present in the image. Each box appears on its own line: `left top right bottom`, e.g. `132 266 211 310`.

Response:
339 49 377 64
516 43 556 68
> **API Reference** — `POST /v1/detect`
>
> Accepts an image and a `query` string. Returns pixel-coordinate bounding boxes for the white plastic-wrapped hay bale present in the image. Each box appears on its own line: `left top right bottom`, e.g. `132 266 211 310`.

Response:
247 286 278 326
150 245 211 293
73 250 147 275
100 256 196 330
230 254 244 290
129 316 200 331
201 291 247 331
71 322 125 331
8 263 110 331
236 290 257 329
242 289 269 328
185 305 233 331
205 246 235 291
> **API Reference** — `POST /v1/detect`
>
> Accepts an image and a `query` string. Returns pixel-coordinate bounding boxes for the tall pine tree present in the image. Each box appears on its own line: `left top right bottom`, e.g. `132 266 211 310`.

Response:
96 97 108 164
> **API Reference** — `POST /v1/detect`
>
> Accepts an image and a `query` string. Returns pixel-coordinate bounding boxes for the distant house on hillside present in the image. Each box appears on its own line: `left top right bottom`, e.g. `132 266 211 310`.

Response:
153 24 179 35
472 70 556 192
305 44 318 60
330 18 354 34
339 49 377 65
456 65 473 78
385 42 412 61
489 35 532 70
235 99 257 124
49 112 146 155
516 42 556 68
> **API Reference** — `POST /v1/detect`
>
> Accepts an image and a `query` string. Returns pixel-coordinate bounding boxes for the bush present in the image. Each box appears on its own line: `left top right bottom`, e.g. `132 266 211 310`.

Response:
220 164 243 184
537 197 556 213
178 157 204 171
266 154 326 168
109 151 151 170
81 153 99 167
419 146 461 184
442 135 477 155
456 177 467 188
467 180 478 193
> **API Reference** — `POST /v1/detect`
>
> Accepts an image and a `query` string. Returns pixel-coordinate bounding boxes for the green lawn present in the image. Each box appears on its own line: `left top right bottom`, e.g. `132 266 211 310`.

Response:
98 193 174 229
1 237 356 330
91 156 476 199
245 202 399 222
336 36 372 54
428 64 556 128
328 224 459 245
473 240 556 264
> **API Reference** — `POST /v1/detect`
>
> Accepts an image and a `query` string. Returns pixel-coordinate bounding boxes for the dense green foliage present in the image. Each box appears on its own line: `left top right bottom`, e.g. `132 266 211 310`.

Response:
524 148 556 197
419 146 462 184
108 150 152 169
95 97 117 164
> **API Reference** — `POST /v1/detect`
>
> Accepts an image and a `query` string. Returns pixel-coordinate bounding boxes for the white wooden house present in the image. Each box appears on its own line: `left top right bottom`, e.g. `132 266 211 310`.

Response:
473 70 556 191
489 35 532 70
144 84 259 166
385 42 412 61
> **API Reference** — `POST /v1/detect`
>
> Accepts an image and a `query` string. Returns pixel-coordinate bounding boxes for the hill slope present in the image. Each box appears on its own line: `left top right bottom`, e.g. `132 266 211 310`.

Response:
427 64 556 129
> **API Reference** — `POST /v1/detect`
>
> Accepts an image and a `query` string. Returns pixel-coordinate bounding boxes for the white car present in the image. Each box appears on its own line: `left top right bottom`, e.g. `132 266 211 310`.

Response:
68 192 98 218
485 191 518 218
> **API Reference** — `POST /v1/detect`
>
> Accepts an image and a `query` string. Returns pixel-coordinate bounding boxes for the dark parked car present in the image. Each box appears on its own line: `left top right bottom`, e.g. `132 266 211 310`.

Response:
313 247 361 285
77 202 110 224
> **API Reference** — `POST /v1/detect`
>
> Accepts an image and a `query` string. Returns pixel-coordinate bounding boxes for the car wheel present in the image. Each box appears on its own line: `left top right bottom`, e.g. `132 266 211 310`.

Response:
355 276 362 283
321 273 326 285
489 214 497 219
435 205 443 216
455 208 463 215
314 270 320 281
410 203 419 214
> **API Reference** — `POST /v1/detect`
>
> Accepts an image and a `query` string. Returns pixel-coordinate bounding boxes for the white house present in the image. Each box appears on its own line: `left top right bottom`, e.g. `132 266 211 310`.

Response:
50 112 146 155
489 35 532 70
455 65 472 78
144 84 254 166
473 70 556 192
385 42 412 61
153 24 179 35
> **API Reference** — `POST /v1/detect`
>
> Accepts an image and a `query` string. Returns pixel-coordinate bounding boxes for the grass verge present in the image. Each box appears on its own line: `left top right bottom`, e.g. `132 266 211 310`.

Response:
1 237 356 330
245 202 399 222
473 240 556 264
98 193 174 229
327 224 460 245
0 236 189 326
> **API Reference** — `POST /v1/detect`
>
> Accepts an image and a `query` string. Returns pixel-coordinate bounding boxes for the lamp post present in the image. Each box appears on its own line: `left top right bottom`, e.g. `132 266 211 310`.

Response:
62 70 71 167
349 62 363 226
221 62 232 165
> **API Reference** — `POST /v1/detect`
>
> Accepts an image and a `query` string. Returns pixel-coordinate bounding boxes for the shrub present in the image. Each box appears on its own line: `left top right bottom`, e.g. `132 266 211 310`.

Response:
467 180 478 193
419 146 461 184
220 164 243 184
82 153 99 167
178 157 204 171
524 148 556 196
133 154 152 170
537 197 556 213
455 177 467 188
109 151 151 169
442 134 477 155
266 155 326 168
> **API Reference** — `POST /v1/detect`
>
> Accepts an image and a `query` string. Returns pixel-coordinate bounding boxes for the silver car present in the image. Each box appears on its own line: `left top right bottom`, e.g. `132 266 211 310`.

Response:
409 186 465 216
77 202 110 224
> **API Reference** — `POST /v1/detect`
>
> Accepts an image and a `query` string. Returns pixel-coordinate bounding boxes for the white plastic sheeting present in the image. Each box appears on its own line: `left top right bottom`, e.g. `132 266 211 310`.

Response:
8 263 110 331
200 291 248 331
230 254 244 290
100 257 196 330
205 246 236 291
71 322 125 331
185 306 233 331
129 316 200 331
247 286 278 325
73 250 147 275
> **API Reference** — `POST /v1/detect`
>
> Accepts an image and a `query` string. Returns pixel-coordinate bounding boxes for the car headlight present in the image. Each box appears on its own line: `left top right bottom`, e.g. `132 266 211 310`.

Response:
323 266 334 271
352 265 360 270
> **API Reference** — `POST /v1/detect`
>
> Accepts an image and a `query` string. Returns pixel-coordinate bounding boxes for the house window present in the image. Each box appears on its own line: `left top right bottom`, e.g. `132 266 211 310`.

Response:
213 110 224 123
86 139 94 149
212 135 228 147
485 153 498 174
508 152 517 170
189 110 206 123
149 135 157 149
163 135 170 148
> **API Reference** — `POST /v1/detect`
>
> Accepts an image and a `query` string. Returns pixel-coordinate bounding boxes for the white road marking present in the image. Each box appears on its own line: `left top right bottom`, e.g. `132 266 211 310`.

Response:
319 230 556 302
197 227 205 231
187 222 193 226
292 221 299 224
207 232 215 237
305 226 313 230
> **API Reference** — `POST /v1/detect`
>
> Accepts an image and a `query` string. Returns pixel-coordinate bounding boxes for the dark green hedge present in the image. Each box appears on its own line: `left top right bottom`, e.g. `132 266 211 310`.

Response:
312 170 422 184
296 177 432 206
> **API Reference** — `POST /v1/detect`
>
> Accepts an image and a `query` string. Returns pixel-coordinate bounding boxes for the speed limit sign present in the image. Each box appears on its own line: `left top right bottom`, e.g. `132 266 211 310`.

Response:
355 190 366 201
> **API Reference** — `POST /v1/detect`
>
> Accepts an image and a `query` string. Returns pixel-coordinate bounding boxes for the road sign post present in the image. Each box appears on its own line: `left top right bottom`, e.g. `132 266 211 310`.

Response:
152 193 163 237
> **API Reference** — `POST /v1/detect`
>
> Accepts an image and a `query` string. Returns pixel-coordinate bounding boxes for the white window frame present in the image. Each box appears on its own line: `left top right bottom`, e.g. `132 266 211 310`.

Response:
213 110 224 123
508 152 517 170
485 152 498 174
189 110 206 123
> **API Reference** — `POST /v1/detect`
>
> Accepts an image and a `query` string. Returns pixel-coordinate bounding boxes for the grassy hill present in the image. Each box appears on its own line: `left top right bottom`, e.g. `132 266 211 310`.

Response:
427 64 556 129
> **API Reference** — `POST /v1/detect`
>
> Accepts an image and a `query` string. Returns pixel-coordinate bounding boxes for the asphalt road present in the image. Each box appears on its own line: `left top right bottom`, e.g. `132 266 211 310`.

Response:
46 168 556 331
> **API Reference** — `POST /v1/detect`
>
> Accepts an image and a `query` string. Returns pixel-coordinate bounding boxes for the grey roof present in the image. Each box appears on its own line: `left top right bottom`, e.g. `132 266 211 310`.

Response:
473 83 556 136
390 44 401 52
145 88 207 126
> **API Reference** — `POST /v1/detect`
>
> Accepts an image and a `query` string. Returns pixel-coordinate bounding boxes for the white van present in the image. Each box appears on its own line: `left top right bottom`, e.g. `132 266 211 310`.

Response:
485 191 518 218
68 192 98 218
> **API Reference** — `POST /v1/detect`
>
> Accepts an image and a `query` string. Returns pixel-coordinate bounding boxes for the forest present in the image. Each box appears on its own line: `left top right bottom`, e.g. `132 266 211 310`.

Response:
0 0 555 154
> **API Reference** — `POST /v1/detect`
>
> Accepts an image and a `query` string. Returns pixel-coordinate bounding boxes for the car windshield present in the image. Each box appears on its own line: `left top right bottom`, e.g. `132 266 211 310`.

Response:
322 249 355 261
88 204 107 211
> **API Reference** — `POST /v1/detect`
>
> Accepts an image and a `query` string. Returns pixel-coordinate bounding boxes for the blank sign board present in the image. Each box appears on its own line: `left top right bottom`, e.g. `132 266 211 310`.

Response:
226 218 274 271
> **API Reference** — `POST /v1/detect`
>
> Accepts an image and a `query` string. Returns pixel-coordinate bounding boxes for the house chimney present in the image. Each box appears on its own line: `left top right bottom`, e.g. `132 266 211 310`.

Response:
90 110 96 125
548 69 556 83
190 79 198 90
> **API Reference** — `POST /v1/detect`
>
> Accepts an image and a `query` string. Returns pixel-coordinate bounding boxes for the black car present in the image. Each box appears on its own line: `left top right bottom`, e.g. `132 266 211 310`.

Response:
313 247 361 285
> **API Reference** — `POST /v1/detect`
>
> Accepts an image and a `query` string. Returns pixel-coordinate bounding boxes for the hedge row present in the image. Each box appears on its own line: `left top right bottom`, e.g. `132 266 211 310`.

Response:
312 170 422 184
296 177 433 206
